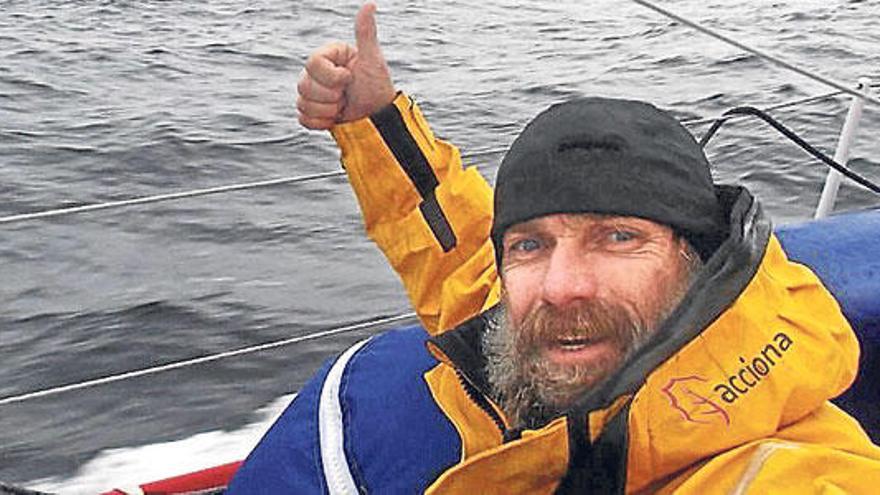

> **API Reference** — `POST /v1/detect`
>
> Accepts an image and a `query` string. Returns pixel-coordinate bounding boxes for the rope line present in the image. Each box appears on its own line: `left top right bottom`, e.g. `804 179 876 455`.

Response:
699 106 880 194
459 90 848 162
0 148 502 226
680 89 844 127
0 91 851 227
0 312 417 407
628 0 880 107
0 172 346 226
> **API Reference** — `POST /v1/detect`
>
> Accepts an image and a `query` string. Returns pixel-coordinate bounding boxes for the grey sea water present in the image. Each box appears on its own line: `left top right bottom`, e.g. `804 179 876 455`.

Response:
1 0 878 490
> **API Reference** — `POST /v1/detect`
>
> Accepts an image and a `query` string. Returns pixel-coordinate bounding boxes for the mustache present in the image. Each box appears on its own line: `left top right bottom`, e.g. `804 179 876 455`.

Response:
515 299 646 352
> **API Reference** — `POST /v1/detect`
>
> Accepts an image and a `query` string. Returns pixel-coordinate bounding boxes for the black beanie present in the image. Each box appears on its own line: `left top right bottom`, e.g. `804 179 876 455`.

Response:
491 97 725 267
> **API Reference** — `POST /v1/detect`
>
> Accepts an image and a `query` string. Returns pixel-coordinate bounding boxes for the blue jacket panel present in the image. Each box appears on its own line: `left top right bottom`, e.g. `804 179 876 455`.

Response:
777 208 880 335
227 325 461 494
227 359 333 494
342 325 460 493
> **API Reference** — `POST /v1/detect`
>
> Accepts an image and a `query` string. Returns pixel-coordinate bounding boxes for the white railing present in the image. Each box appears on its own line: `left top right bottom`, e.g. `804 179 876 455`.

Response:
815 78 873 218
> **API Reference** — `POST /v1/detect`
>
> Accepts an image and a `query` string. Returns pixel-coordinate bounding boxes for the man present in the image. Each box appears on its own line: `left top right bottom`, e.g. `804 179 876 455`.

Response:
229 4 880 493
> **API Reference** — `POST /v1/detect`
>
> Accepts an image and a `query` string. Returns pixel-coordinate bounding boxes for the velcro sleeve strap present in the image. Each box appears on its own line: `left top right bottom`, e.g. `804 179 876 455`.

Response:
330 94 498 333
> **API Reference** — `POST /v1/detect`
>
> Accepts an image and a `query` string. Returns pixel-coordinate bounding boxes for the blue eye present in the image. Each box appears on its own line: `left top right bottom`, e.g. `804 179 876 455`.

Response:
610 230 636 242
510 238 542 252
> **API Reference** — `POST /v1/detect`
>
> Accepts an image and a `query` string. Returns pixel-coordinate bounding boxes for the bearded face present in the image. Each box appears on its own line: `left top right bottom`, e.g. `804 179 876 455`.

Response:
487 213 702 430
484 299 647 429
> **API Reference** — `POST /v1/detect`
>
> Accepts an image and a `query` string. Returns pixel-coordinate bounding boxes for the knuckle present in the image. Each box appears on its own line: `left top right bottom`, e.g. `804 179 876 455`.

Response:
328 41 347 55
305 55 321 74
328 70 349 88
296 76 309 95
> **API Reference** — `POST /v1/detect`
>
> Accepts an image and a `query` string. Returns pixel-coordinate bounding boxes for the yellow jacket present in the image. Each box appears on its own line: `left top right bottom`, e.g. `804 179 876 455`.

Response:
329 93 880 493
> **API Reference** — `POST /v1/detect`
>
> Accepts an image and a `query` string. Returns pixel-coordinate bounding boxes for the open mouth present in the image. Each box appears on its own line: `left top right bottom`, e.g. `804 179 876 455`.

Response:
544 336 614 367
556 336 600 351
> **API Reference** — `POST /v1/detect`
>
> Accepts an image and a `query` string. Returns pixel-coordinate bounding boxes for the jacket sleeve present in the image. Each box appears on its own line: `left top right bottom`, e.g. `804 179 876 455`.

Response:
330 93 500 335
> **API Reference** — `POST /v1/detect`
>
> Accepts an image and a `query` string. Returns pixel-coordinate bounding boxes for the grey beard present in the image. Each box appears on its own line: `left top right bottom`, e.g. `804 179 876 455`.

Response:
482 302 649 430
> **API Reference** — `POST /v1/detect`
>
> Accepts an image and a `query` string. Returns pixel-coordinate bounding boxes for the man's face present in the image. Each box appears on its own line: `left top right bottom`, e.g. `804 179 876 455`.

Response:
487 213 697 428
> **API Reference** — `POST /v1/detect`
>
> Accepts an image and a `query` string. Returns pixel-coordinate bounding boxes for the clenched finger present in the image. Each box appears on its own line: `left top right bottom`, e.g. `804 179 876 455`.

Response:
297 73 344 104
305 42 355 88
299 114 336 130
296 96 342 121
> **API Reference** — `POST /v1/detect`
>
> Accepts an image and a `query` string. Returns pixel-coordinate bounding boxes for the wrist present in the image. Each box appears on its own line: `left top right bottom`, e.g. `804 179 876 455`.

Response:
372 89 402 117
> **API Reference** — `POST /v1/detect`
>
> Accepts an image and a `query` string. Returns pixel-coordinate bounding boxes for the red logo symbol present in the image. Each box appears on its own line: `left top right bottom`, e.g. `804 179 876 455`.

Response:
661 375 730 426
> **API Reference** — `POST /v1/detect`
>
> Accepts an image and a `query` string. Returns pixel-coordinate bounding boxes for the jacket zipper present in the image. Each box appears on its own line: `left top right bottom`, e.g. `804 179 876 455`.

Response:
453 369 509 438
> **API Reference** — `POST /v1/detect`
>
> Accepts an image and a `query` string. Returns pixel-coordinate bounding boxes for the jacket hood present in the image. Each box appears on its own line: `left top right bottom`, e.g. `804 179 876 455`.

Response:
428 185 862 493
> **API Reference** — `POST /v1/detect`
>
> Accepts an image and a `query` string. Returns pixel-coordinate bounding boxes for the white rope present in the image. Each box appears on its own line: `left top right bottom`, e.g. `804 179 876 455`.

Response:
0 312 417 407
451 90 847 161
680 89 844 127
0 172 345 226
628 0 880 107
0 149 505 226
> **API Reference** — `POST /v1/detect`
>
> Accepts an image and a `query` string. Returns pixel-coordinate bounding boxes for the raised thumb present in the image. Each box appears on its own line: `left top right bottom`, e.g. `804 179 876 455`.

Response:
354 2 383 59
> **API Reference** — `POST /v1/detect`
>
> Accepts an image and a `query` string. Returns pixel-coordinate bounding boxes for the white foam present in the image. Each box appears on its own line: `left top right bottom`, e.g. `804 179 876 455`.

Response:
29 394 295 495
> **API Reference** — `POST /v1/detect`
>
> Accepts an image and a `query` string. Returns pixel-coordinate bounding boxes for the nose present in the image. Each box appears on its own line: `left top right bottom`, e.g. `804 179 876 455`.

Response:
540 241 598 308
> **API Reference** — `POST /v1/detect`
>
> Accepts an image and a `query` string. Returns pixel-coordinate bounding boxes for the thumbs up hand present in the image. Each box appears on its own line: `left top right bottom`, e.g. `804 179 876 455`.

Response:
297 3 396 130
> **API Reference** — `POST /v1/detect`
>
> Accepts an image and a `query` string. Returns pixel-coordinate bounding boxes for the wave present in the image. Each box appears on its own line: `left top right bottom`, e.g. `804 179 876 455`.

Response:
28 394 296 494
